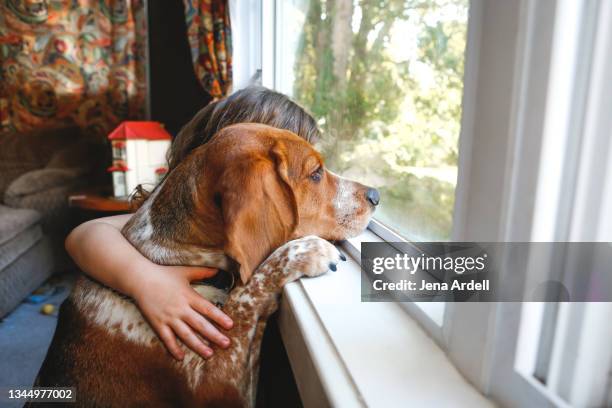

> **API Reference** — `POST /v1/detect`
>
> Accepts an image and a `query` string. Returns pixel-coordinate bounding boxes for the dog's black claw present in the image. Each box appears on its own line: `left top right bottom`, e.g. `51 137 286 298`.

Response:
329 263 337 272
339 253 347 261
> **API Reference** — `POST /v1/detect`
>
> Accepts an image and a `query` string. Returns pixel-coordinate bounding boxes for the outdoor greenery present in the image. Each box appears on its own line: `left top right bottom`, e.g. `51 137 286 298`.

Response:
291 0 468 240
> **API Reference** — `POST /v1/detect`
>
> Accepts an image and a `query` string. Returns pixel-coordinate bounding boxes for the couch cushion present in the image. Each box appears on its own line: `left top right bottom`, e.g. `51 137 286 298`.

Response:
4 168 81 200
0 237 54 318
0 205 42 271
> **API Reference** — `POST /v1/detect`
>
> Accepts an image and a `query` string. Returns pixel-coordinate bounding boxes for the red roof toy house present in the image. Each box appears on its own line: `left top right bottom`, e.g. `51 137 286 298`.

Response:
108 121 171 197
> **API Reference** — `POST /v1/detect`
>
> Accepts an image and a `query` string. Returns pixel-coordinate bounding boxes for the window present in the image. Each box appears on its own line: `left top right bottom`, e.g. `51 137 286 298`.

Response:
516 302 612 407
112 141 127 160
112 171 128 197
251 0 612 406
270 0 469 241
448 1 612 407
229 0 262 89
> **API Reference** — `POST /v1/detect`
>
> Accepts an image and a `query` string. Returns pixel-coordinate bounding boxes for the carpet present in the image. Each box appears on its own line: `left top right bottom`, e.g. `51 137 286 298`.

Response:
0 274 74 408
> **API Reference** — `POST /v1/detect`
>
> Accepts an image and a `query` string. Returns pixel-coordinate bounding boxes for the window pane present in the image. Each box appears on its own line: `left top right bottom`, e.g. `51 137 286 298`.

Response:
275 0 469 240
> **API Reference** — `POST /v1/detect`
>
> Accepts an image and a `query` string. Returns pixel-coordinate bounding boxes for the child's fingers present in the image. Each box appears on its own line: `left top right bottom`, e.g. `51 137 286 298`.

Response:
189 293 233 330
172 266 219 281
185 310 230 348
171 320 214 359
157 325 185 361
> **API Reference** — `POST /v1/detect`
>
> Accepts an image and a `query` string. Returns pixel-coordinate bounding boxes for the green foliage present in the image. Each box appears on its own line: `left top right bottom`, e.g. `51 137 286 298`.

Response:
293 0 468 240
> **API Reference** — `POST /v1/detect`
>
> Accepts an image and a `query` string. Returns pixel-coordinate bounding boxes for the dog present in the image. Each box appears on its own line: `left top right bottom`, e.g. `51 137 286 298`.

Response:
33 123 379 407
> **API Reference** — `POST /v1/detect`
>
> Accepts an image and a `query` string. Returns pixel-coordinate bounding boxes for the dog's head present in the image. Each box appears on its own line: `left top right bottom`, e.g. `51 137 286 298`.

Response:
190 123 379 283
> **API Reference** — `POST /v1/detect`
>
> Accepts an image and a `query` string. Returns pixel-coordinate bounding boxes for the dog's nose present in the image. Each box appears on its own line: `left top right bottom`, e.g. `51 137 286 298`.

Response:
365 188 380 206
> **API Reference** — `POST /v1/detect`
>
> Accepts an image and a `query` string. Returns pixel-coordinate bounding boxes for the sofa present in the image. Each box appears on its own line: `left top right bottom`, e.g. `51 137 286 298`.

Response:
0 206 54 317
0 127 108 317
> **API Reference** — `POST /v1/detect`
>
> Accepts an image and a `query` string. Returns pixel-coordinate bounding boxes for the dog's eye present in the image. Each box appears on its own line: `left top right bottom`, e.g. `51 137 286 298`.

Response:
310 168 323 183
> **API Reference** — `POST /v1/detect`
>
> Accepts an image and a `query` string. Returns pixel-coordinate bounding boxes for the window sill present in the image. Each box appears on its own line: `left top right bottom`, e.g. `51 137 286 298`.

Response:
345 227 447 339
277 245 494 408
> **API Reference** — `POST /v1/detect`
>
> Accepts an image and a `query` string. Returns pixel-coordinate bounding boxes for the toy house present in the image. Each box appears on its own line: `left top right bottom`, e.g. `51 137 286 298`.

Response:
107 121 171 197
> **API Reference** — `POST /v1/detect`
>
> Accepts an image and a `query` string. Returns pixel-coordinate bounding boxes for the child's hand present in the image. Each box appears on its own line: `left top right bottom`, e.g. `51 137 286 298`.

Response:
132 265 233 360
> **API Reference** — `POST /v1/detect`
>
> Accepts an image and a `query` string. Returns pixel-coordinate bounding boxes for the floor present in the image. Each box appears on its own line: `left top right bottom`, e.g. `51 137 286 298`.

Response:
0 274 73 408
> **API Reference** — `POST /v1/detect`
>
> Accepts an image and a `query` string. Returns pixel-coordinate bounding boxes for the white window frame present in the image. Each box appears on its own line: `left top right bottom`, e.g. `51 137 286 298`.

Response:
247 0 612 406
449 0 612 407
487 1 612 407
229 0 263 90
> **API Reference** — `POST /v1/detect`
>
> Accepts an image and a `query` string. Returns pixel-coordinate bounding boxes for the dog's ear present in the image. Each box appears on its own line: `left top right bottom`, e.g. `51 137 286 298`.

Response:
222 142 298 284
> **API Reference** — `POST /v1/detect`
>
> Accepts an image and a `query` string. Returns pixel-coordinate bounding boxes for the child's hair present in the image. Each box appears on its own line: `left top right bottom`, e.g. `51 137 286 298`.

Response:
130 86 320 208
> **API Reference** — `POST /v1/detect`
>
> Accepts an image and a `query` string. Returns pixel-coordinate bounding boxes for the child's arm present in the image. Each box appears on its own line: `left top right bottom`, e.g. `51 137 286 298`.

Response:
65 215 233 360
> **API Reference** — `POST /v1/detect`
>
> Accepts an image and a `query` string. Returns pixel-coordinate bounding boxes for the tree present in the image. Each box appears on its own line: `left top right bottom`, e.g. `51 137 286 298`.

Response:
293 0 468 240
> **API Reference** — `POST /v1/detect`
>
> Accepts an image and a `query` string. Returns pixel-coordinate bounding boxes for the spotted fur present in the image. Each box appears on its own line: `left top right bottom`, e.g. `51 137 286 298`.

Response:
194 236 342 405
72 278 228 390
34 124 375 408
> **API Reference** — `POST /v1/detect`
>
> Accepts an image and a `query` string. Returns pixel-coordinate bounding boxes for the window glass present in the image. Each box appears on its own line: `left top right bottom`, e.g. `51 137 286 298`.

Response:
275 0 469 240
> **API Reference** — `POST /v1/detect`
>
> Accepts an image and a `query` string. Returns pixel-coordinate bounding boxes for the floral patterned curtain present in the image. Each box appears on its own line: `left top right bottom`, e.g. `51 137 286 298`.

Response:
183 0 232 98
0 0 147 137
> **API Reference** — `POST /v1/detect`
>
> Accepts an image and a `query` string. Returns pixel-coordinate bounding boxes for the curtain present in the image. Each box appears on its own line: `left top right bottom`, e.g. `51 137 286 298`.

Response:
0 0 147 137
183 0 232 98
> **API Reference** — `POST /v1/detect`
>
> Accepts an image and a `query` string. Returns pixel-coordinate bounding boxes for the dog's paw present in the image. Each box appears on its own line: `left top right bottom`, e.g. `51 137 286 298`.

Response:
283 235 345 279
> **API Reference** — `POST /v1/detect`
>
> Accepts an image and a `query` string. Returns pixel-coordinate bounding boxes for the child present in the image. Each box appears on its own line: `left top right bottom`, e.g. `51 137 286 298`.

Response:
66 87 320 361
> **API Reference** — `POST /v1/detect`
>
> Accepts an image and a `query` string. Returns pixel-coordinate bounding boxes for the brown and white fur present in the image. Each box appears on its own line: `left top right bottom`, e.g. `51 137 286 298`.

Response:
33 123 378 407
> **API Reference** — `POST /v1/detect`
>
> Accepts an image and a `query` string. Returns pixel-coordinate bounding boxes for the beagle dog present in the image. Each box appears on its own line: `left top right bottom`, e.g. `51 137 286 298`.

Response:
33 123 379 407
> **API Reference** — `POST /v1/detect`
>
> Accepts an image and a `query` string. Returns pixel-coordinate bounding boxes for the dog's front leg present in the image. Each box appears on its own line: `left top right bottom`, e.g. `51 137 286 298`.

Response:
201 236 342 407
